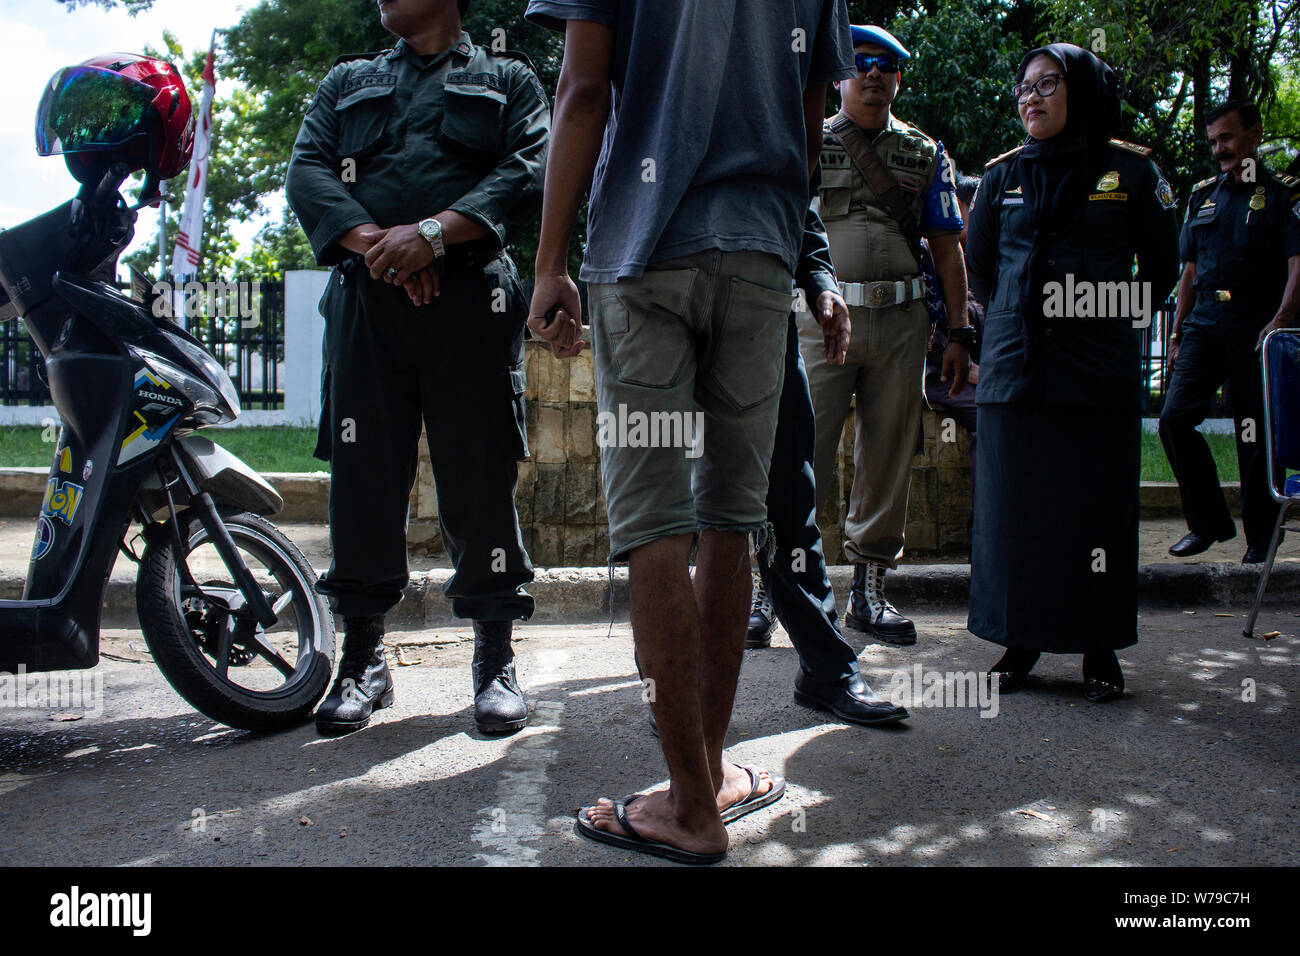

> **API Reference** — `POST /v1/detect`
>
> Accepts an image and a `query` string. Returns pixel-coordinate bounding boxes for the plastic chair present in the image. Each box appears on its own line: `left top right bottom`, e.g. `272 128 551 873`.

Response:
1243 329 1300 638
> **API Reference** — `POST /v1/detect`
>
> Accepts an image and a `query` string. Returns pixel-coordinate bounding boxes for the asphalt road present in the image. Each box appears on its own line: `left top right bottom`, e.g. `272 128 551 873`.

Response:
1 607 1296 867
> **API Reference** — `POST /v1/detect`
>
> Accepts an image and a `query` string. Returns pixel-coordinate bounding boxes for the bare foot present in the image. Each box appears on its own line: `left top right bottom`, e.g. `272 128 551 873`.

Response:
583 789 727 855
715 763 774 814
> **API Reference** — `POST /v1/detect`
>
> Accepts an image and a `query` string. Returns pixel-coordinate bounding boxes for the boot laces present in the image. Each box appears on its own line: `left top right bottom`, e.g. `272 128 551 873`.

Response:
338 633 381 682
864 562 895 615
750 575 772 618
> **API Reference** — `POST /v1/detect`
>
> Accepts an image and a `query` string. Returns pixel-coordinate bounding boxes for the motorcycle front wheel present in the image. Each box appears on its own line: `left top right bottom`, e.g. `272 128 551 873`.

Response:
137 508 335 731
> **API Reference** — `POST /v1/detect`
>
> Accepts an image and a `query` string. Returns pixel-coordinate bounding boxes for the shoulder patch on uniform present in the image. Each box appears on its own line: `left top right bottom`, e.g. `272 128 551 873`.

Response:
984 145 1024 170
1108 138 1152 157
1276 172 1300 187
332 50 389 68
1191 175 1217 193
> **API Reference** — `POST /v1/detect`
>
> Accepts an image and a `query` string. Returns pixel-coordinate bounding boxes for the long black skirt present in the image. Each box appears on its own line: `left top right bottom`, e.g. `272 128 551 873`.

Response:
968 403 1140 653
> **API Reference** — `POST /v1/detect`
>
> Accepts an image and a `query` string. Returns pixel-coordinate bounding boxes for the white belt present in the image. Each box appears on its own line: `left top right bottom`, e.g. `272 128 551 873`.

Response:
839 277 925 308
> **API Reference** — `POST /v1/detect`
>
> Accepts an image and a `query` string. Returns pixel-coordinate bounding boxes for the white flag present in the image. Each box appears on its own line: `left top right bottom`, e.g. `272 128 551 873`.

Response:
170 35 216 282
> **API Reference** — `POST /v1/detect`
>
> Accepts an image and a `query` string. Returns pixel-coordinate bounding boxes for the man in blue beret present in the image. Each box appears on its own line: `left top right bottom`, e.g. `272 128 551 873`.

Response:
755 24 973 650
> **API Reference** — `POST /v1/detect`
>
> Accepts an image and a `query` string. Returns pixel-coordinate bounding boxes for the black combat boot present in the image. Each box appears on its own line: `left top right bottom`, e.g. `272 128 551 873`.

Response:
315 615 395 735
746 572 776 648
472 620 528 734
844 562 917 645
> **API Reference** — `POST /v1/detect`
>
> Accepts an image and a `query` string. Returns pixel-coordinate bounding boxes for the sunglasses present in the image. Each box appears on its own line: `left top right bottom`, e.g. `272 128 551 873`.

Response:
1013 74 1063 101
855 53 901 75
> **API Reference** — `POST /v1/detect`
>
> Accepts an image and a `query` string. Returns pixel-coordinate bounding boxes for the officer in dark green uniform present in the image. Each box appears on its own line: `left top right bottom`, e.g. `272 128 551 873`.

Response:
286 0 550 736
1160 99 1300 564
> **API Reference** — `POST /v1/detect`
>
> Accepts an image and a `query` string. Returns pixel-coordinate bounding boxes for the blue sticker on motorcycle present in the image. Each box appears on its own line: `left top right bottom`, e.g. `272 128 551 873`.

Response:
42 477 85 525
33 514 55 560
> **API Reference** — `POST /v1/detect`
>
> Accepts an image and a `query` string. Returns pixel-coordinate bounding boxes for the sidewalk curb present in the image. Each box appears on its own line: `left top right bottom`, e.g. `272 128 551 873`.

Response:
3 561 1293 630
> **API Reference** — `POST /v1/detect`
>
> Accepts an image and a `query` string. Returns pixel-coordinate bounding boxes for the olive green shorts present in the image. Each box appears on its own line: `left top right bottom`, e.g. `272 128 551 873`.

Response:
588 250 794 560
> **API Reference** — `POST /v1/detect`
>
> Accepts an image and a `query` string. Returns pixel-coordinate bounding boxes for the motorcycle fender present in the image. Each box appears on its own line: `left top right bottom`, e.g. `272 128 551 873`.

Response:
176 434 283 516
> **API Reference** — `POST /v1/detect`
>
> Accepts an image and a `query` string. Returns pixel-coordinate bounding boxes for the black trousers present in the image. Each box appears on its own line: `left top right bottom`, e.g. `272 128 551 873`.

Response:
756 314 860 683
314 256 534 621
1158 317 1280 549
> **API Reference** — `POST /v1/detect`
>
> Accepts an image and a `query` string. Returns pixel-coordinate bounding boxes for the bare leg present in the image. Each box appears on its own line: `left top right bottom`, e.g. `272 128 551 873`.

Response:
586 533 727 855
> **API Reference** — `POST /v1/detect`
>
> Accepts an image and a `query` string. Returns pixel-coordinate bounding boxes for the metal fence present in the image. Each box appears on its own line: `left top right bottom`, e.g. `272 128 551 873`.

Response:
0 278 285 409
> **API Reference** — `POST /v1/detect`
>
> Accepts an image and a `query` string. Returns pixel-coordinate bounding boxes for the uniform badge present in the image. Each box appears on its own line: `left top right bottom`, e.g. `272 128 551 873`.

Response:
1156 178 1176 211
1249 187 1266 211
1096 170 1120 192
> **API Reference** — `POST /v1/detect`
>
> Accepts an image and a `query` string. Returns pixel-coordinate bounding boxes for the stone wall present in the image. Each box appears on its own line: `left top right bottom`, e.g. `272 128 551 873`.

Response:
410 341 974 566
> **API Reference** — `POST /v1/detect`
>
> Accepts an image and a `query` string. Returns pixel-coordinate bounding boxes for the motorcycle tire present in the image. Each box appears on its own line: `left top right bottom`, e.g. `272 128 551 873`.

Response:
137 508 335 732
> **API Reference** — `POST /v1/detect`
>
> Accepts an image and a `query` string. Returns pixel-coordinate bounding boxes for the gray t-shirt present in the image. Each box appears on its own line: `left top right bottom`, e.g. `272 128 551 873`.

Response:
526 0 855 283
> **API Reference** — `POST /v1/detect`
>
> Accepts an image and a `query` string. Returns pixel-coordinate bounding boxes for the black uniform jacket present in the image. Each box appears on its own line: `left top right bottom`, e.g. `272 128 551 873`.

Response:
967 139 1179 411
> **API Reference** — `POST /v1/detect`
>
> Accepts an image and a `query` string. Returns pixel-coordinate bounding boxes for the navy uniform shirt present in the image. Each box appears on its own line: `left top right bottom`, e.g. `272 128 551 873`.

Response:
967 139 1180 410
286 33 550 267
1179 164 1300 330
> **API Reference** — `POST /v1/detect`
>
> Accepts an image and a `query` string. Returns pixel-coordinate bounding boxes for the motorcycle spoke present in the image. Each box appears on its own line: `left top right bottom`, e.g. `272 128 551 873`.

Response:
270 589 294 616
215 614 238 680
248 630 296 678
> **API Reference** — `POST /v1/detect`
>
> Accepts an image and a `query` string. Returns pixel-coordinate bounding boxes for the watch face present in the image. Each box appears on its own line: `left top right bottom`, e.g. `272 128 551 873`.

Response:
419 220 438 240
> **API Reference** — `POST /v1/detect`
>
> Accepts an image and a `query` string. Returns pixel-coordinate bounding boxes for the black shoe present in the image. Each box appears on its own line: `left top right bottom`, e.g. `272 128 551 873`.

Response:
794 672 909 725
746 574 776 649
1168 528 1235 557
986 648 1039 695
316 616 395 735
1242 545 1269 565
1082 650 1124 702
472 620 528 734
843 562 917 645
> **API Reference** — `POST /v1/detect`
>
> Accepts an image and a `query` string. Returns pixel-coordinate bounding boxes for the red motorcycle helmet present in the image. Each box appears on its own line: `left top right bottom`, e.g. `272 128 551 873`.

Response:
35 53 195 187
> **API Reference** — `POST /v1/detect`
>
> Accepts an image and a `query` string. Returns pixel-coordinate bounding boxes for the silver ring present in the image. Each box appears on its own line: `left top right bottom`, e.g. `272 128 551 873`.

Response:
387 268 399 278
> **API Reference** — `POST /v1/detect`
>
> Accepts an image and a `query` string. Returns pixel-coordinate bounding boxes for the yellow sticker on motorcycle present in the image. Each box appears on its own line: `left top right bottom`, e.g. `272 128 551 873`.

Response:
43 477 85 525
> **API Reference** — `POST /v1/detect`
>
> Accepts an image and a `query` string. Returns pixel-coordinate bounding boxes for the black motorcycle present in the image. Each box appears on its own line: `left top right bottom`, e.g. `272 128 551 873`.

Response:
0 163 334 731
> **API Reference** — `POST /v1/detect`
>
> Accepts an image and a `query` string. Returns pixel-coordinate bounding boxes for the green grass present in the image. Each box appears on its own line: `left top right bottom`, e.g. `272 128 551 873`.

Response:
0 423 1246 481
0 426 324 474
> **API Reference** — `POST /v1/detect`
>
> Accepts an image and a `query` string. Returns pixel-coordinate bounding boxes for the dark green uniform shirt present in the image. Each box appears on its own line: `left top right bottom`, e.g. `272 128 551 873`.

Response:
967 139 1180 410
1179 164 1300 330
286 33 550 266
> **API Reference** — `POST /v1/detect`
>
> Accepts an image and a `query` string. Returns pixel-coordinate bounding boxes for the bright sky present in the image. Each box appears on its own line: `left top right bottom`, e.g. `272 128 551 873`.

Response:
0 0 264 268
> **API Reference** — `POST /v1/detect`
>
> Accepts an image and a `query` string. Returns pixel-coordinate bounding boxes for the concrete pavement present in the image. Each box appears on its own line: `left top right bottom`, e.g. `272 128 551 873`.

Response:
0 608 1295 866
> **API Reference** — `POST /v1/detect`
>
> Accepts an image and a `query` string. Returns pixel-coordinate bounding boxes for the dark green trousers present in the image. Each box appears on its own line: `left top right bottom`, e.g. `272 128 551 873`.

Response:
314 254 534 621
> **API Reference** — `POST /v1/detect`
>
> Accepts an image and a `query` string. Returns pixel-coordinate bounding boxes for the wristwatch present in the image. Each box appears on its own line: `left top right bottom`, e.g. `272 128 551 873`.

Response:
948 324 981 358
417 217 446 272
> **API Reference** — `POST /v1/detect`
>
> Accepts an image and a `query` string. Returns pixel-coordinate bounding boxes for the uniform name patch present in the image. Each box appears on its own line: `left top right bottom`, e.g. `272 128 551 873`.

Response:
1088 192 1129 201
888 153 928 172
341 71 397 96
447 71 507 94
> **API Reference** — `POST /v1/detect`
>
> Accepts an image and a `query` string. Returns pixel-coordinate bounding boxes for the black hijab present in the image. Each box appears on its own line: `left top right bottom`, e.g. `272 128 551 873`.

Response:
1015 43 1121 361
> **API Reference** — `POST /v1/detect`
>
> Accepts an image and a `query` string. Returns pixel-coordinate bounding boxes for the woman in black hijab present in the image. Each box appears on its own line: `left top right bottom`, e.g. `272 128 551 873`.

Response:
964 44 1179 701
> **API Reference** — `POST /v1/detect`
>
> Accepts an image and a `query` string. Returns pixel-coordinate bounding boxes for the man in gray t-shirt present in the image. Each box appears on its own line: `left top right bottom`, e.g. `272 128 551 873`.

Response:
525 0 854 864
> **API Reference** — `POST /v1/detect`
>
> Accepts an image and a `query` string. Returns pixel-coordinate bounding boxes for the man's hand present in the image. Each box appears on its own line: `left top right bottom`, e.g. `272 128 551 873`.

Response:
528 274 586 358
1257 316 1290 351
815 290 850 365
940 341 971 397
1168 336 1181 370
338 223 384 256
363 223 435 285
967 363 979 386
401 265 441 307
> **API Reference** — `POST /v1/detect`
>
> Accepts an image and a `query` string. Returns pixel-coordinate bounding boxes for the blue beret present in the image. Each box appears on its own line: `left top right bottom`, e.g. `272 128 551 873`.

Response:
849 25 910 61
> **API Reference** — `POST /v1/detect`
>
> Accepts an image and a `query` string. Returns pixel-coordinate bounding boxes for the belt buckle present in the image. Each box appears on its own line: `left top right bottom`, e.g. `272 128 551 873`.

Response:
871 283 889 305
1215 290 1232 302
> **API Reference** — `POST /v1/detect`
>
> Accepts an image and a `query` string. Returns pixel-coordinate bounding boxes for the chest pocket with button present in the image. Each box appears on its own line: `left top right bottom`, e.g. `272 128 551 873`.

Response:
818 162 854 220
438 73 506 159
335 75 397 159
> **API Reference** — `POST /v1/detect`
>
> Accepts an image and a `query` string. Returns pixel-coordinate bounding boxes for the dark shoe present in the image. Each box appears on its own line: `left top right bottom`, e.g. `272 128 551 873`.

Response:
472 620 528 734
987 648 1039 695
746 574 776 649
1168 528 1235 557
1082 650 1124 702
794 671 909 725
1243 545 1269 565
1084 678 1124 702
316 616 395 735
844 562 917 645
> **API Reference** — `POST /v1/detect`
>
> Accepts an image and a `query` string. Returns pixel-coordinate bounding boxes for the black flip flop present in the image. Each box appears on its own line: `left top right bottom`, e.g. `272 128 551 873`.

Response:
720 766 786 824
574 795 725 865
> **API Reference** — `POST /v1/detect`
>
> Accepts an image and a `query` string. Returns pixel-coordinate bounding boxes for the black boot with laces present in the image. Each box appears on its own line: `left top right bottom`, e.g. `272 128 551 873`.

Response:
315 615 394 735
472 620 528 734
